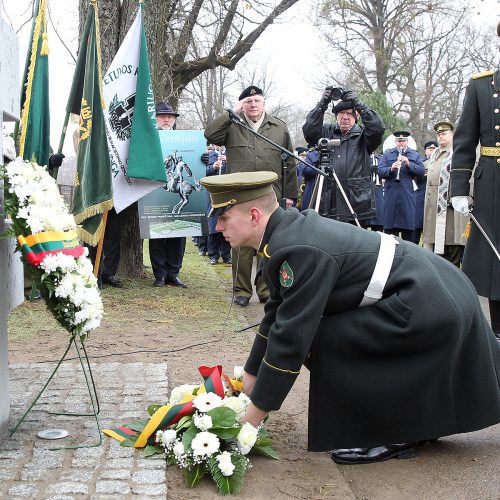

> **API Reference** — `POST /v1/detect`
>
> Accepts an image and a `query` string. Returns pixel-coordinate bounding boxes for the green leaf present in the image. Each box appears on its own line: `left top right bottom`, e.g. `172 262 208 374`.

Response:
175 415 192 431
147 403 163 416
184 463 205 488
126 418 150 432
144 444 164 457
181 425 199 451
250 444 279 460
211 427 240 440
206 407 237 428
206 452 247 495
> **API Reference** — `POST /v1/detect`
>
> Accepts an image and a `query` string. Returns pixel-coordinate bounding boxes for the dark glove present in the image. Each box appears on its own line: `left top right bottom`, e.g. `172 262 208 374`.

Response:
48 153 65 169
318 87 334 110
341 89 367 112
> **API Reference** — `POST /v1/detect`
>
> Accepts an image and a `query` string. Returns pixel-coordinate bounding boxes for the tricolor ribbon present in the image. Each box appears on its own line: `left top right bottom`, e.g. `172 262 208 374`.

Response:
17 229 84 266
103 365 242 447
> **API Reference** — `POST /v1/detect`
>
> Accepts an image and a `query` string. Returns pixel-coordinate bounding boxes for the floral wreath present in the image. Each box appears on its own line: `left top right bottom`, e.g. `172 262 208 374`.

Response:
1 157 103 340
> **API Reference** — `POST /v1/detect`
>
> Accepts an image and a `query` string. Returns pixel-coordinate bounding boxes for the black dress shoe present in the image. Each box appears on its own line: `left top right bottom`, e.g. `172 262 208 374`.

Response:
331 443 419 465
153 277 166 287
258 295 270 303
101 275 124 288
166 276 188 288
210 258 218 265
199 250 207 256
233 296 250 307
222 258 232 264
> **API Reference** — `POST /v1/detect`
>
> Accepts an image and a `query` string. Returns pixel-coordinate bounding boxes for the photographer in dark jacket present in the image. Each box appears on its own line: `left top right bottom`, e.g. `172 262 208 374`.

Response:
302 88 385 225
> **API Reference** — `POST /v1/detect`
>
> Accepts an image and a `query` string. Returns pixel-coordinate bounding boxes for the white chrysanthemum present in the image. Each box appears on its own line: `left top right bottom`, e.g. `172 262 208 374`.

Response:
193 413 213 431
220 396 247 420
191 431 220 457
237 422 258 455
157 429 177 446
192 392 222 413
169 384 198 406
173 441 185 457
216 451 235 476
233 366 244 379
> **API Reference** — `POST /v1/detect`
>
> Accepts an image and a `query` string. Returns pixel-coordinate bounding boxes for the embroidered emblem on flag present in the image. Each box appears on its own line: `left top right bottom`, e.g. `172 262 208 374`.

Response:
279 261 294 287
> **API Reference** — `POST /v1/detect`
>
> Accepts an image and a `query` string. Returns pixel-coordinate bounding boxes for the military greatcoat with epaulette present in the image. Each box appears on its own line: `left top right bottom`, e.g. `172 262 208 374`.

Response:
451 70 500 300
244 207 500 451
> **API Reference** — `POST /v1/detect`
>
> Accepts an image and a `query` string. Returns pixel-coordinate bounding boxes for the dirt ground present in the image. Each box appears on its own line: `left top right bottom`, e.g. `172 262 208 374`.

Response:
8 242 350 499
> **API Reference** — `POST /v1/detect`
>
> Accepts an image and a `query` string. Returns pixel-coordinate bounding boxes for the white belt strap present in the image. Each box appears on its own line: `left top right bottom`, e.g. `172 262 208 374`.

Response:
359 232 398 307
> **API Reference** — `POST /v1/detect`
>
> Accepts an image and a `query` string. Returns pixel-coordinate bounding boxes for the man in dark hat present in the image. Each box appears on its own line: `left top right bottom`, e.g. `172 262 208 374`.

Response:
204 85 298 307
451 22 500 341
302 88 385 225
200 170 500 464
423 140 438 159
423 121 467 265
378 131 425 241
148 101 188 288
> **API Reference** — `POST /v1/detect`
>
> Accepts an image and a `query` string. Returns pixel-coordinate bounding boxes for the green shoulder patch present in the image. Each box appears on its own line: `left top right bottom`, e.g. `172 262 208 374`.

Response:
279 261 294 287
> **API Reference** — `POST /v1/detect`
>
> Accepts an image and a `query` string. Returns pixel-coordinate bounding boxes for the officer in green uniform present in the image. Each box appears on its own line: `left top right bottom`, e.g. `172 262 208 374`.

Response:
204 86 298 307
451 23 500 341
201 171 500 465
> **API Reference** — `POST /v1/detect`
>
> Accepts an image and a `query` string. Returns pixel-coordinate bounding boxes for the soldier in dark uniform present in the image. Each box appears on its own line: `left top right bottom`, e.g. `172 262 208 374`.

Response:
450 23 500 341
200 171 500 465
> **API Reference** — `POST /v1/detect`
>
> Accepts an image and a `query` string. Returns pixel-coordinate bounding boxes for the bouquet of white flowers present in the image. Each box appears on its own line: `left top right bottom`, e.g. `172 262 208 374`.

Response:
103 365 278 496
1 158 103 339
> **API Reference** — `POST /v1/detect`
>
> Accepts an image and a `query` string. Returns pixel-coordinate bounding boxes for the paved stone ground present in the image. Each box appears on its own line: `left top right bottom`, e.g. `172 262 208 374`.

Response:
0 362 169 499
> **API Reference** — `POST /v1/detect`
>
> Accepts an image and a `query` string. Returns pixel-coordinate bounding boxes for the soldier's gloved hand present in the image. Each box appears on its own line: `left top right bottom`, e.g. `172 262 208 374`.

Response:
451 196 470 216
318 87 334 110
48 153 65 169
341 89 367 112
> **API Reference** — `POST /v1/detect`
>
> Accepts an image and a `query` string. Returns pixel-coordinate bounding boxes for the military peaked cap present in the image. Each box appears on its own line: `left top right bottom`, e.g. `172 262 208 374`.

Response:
239 86 263 101
296 147 308 155
393 130 411 139
424 140 438 149
155 101 180 116
433 121 454 133
200 171 277 217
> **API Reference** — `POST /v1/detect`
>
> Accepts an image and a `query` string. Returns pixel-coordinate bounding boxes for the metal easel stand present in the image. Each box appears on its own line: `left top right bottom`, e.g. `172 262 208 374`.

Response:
10 334 102 451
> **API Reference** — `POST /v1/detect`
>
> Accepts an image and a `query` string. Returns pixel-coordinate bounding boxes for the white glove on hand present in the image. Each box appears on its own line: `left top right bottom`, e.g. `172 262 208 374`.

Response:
451 196 470 216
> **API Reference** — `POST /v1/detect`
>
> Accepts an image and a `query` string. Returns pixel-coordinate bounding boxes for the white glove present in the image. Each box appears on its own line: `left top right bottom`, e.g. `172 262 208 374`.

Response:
451 196 469 216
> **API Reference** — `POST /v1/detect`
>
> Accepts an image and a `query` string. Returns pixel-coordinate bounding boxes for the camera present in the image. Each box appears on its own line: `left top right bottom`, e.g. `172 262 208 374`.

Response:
317 138 341 150
329 87 343 101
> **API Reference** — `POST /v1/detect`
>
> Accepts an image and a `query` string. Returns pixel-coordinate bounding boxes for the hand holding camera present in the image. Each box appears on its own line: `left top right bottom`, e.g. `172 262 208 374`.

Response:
341 89 367 113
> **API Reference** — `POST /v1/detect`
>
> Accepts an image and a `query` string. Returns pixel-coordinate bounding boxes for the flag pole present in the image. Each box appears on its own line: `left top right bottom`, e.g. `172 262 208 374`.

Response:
93 209 108 277
52 111 70 179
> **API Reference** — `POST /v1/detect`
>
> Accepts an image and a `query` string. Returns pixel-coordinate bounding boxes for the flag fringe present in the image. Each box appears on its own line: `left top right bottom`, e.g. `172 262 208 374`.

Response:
73 199 114 225
77 223 105 246
19 0 48 158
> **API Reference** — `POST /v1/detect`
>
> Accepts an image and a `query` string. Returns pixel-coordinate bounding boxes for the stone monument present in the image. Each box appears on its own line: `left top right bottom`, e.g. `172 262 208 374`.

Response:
0 8 23 431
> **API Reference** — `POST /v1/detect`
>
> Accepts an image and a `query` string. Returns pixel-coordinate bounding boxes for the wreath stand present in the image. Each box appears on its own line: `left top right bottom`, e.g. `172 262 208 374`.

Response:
10 334 102 451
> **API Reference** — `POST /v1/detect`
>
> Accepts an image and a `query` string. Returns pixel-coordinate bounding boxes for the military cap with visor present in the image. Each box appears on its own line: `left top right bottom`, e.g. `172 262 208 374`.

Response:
393 130 411 140
433 121 454 133
424 140 438 150
201 171 278 218
239 86 263 101
155 101 180 116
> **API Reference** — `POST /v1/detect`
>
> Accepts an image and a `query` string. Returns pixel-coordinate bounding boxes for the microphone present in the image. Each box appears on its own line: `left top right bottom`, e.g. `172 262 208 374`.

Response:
226 108 243 123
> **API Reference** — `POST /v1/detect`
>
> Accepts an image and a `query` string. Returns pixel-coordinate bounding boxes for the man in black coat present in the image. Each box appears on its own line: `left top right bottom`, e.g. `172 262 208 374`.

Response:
302 88 385 225
451 23 500 340
201 171 500 465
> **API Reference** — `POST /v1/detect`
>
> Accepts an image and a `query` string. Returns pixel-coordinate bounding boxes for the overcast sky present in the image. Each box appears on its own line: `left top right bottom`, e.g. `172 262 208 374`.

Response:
3 0 500 152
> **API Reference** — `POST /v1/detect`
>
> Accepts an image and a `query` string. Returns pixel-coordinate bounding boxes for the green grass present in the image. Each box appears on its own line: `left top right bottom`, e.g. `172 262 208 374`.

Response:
8 240 239 342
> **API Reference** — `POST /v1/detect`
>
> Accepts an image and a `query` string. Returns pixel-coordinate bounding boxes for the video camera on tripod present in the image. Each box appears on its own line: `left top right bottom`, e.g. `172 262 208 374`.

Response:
316 137 341 175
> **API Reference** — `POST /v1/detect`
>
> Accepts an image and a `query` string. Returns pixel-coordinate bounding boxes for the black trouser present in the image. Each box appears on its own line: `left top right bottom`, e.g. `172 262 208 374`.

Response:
489 299 500 336
208 233 231 261
384 228 413 241
149 237 186 279
87 208 122 276
407 228 422 245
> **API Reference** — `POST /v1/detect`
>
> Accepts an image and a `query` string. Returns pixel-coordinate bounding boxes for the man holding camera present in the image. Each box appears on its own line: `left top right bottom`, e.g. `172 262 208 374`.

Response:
302 88 385 225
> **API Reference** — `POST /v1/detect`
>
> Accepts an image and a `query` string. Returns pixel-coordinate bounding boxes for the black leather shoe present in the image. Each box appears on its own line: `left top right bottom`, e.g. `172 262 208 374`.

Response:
222 258 232 264
166 276 188 288
210 258 218 265
153 277 166 287
331 443 419 465
233 296 250 307
199 250 206 256
259 295 270 303
101 275 124 288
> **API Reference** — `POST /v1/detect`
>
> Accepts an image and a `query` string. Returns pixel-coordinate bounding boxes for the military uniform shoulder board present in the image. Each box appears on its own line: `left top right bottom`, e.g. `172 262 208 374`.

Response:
472 70 495 80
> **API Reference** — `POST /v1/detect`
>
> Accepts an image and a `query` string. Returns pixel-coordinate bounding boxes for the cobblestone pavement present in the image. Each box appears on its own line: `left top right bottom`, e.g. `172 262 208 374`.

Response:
1 362 169 499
